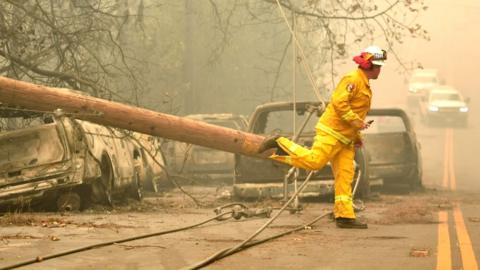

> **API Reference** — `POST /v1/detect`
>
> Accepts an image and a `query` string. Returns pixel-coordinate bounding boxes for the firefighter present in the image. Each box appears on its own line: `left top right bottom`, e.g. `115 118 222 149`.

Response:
258 45 387 229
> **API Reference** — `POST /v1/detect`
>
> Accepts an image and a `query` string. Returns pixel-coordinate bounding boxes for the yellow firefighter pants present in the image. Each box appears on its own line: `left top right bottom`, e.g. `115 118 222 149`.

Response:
270 131 356 219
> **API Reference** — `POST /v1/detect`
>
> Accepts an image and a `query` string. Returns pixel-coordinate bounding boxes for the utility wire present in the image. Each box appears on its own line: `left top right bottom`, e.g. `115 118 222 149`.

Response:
0 211 234 270
184 210 331 269
274 0 324 104
184 170 317 270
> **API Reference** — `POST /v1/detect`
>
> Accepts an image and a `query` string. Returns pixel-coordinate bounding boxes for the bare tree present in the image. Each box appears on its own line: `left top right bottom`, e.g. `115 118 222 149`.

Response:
0 1 188 112
0 0 430 117
199 0 429 103
0 1 144 101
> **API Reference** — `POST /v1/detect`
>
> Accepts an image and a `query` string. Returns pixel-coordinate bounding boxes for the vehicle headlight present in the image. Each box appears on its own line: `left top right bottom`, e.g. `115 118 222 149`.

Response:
459 107 469 113
428 105 439 112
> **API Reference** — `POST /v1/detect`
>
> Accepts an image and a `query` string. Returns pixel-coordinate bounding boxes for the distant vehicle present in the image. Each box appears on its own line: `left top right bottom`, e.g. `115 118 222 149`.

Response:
0 112 168 211
418 86 470 126
364 108 423 190
233 101 372 200
407 69 440 108
168 113 248 182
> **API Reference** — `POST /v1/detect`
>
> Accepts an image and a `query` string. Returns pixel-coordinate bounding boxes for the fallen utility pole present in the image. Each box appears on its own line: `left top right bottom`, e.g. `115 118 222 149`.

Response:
0 76 267 158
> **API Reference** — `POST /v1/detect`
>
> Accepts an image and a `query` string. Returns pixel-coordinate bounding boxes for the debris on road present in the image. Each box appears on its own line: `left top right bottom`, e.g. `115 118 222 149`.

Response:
468 217 480 223
114 244 166 250
0 234 42 241
409 248 430 257
0 214 71 227
370 195 438 225
49 236 60 241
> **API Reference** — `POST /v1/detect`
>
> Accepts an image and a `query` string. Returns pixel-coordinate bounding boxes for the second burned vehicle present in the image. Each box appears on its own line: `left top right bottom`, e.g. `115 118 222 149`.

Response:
363 108 423 190
233 101 371 200
168 113 248 182
233 102 423 199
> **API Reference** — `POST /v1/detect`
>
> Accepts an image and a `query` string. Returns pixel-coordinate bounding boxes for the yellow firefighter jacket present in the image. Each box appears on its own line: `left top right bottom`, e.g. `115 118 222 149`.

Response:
316 68 372 145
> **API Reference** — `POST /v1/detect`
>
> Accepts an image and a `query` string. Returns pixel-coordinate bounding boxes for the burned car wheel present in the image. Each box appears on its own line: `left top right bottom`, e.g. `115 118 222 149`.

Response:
129 170 143 201
408 168 423 191
90 154 114 206
56 192 81 212
101 155 114 205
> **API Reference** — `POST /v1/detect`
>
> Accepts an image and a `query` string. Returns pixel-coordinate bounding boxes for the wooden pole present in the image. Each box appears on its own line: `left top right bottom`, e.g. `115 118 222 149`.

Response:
0 76 267 158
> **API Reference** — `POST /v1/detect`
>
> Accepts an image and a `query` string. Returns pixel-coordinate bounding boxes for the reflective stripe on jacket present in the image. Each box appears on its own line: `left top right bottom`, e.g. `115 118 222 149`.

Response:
316 123 352 146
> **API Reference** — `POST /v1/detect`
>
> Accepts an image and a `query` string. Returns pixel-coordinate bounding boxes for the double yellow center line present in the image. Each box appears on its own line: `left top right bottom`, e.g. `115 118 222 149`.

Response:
437 128 478 270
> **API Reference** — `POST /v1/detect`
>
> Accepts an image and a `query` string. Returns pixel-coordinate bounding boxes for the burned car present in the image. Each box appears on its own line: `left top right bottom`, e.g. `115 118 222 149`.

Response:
0 111 168 211
168 113 248 182
364 108 423 190
233 101 371 200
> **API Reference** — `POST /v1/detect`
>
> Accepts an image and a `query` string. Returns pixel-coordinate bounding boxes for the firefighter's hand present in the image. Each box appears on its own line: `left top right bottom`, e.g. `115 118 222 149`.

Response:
354 139 363 148
351 119 369 130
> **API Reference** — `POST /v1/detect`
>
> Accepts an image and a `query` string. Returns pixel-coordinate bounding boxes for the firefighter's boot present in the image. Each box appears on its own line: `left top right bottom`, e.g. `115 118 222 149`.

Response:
335 217 368 229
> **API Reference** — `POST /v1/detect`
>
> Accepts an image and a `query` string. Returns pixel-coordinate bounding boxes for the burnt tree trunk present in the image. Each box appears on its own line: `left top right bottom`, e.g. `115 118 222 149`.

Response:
0 76 268 158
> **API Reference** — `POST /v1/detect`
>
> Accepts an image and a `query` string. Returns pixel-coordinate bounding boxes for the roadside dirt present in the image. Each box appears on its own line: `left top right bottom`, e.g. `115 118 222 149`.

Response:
367 191 451 225
0 187 464 229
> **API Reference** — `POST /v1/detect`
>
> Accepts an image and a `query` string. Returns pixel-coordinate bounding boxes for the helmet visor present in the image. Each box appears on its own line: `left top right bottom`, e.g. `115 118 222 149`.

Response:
371 49 387 66
371 60 386 66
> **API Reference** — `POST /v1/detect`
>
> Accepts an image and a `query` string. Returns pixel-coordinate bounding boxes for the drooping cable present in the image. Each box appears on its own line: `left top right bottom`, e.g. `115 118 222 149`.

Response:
184 209 331 269
184 170 317 270
0 211 234 270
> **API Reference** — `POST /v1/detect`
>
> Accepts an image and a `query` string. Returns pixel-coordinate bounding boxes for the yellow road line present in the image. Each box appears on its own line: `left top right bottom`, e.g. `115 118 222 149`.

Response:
453 206 478 270
438 129 477 270
438 128 479 270
436 211 451 270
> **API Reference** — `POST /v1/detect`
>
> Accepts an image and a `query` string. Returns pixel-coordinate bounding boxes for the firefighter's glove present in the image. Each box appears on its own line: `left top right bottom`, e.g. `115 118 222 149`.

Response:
354 138 363 148
351 119 368 130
